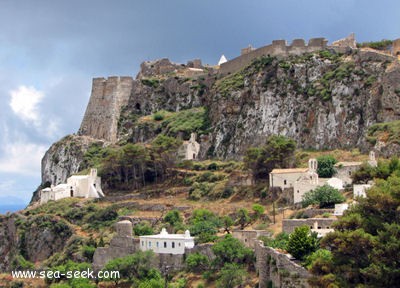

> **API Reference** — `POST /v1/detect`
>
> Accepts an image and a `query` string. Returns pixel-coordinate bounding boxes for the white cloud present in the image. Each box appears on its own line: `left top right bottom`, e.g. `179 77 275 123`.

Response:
0 140 46 176
8 85 62 139
9 85 44 125
0 126 46 176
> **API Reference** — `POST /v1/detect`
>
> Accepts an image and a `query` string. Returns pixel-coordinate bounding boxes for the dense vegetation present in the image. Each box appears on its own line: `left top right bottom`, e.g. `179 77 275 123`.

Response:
244 135 296 181
309 159 400 287
317 155 337 178
356 39 393 50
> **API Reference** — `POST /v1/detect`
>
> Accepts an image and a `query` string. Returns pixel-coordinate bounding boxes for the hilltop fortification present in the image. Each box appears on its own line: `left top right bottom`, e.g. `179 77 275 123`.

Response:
78 76 133 142
219 37 335 75
38 35 400 187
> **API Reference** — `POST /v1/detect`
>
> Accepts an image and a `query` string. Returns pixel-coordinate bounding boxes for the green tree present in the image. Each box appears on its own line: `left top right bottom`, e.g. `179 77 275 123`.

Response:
189 209 221 243
302 184 345 208
310 174 400 286
221 215 234 234
244 135 296 181
259 232 289 250
164 210 182 227
317 155 337 177
304 249 332 269
252 204 265 221
216 263 247 288
133 222 154 236
185 253 210 272
235 208 251 230
212 234 253 267
103 251 155 283
287 226 319 261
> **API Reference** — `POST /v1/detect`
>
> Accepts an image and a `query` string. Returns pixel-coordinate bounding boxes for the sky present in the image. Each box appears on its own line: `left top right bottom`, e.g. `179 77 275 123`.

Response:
0 0 399 211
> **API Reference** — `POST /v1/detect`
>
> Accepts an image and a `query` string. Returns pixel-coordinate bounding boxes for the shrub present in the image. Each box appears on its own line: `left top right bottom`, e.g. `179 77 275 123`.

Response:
186 253 210 272
216 263 247 288
164 210 182 227
133 222 154 236
212 234 253 266
259 233 289 250
153 111 165 121
82 245 96 262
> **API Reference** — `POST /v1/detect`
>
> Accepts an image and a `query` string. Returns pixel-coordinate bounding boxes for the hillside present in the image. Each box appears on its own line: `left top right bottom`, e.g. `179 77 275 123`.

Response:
36 45 400 189
3 38 400 287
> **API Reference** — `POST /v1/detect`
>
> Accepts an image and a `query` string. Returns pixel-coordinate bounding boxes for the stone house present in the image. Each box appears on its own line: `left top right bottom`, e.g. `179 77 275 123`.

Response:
139 228 195 255
353 184 372 198
40 169 104 204
177 133 200 160
334 161 362 185
269 167 309 190
334 151 377 185
232 230 271 249
334 203 349 216
283 218 336 238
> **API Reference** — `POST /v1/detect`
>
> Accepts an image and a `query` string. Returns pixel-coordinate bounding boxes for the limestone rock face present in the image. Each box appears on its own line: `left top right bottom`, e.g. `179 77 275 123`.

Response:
0 216 18 271
38 50 400 192
0 214 72 272
207 51 400 158
41 135 104 186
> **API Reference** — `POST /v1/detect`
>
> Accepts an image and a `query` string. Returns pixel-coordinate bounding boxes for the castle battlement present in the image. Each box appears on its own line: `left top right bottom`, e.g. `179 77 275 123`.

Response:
219 37 334 75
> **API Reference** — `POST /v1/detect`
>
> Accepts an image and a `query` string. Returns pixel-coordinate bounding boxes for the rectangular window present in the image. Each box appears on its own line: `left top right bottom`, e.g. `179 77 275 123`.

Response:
156 242 159 247
149 241 151 247
164 242 167 248
142 241 144 246
172 242 175 248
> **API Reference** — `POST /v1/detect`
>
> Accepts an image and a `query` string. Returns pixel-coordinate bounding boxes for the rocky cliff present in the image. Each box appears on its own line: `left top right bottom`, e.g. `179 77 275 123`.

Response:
0 213 73 271
209 50 400 158
39 47 400 187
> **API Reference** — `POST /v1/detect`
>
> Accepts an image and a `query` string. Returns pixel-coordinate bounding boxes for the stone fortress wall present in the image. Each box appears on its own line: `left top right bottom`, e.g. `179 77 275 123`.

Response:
78 76 133 142
255 240 311 288
218 37 348 75
282 218 336 234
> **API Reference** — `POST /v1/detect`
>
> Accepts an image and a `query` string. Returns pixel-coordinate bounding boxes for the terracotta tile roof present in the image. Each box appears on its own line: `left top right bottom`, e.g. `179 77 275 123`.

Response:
270 168 308 174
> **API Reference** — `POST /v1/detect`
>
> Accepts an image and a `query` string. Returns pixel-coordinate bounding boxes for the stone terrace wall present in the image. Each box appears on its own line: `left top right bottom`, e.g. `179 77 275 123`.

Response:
255 240 311 288
303 208 334 218
219 38 330 75
78 76 133 142
283 218 336 234
232 230 271 249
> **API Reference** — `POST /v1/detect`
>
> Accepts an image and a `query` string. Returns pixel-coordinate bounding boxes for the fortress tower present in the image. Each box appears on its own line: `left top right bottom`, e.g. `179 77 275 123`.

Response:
78 76 133 142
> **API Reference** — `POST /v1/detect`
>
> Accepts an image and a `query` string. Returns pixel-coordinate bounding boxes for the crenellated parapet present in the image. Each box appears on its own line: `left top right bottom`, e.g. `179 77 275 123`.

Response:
219 37 334 75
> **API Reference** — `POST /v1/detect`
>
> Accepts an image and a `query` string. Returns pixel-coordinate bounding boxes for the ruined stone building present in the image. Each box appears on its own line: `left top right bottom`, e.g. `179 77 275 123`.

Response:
178 133 200 160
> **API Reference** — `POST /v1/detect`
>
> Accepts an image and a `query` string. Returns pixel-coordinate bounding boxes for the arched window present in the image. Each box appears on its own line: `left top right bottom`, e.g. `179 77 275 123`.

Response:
172 242 175 248
164 242 167 248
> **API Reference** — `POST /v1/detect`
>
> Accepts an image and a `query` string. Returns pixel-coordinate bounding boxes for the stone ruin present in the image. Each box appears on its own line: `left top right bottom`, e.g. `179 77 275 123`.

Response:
219 37 331 75
332 33 357 49
92 220 139 271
